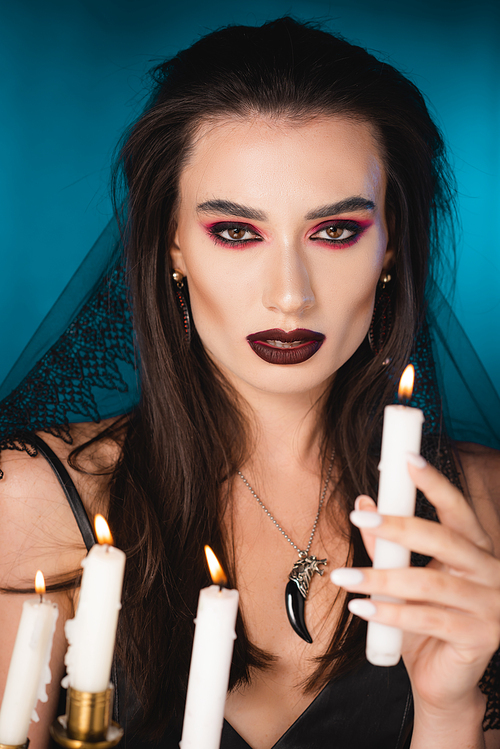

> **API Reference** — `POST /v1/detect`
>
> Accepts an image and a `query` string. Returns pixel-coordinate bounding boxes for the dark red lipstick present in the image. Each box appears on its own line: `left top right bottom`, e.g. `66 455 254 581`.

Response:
246 329 325 365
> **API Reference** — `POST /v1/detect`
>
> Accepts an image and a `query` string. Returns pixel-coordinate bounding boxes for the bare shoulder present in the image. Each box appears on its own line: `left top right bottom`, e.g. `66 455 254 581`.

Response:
40 418 125 513
456 442 500 555
0 418 123 589
456 442 500 502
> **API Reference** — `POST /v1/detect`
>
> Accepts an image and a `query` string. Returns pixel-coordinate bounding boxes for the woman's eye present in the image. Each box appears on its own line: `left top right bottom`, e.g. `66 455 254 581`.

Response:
223 227 254 241
326 226 348 239
209 224 262 245
311 224 357 242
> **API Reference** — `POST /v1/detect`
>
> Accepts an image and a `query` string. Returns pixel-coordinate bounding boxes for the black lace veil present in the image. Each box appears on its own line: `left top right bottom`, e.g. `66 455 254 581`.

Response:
0 220 139 447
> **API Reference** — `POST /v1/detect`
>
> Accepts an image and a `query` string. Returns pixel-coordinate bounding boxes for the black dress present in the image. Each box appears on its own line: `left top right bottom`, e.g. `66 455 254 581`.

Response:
131 661 413 749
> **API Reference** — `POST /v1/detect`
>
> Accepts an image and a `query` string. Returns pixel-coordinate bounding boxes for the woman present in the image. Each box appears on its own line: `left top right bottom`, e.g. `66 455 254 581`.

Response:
1 16 500 749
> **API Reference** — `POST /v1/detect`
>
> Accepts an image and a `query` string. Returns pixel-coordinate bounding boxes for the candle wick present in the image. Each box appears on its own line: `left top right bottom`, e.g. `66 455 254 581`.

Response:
39 594 43 603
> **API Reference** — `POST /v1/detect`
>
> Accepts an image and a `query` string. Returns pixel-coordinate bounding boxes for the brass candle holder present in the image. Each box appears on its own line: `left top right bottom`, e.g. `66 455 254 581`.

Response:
50 686 123 749
0 742 29 749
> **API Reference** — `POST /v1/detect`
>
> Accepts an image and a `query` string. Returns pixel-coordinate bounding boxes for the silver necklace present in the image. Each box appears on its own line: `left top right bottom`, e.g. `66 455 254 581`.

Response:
237 450 335 644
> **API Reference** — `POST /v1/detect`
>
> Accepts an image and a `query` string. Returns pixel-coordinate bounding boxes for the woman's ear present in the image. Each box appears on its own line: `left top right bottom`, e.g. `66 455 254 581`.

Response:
169 234 187 276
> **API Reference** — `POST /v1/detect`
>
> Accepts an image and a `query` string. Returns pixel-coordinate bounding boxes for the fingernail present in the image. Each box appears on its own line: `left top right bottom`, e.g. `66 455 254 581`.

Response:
350 510 383 528
354 495 375 512
330 568 364 586
348 599 377 618
406 452 427 469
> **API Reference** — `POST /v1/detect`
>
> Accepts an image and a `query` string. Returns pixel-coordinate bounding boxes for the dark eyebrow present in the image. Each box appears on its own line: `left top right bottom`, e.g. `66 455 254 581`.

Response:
305 198 375 220
196 196 376 222
196 200 266 221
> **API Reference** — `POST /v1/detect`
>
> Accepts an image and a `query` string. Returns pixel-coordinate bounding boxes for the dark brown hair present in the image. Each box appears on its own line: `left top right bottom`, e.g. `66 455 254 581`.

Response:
106 16 456 738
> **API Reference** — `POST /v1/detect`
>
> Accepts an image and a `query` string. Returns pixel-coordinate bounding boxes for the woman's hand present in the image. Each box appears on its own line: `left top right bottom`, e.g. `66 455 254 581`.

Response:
330 455 500 748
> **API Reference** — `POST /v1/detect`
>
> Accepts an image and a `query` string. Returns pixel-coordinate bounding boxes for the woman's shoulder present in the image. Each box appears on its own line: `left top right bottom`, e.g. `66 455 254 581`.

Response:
0 419 122 589
456 441 500 554
456 441 500 498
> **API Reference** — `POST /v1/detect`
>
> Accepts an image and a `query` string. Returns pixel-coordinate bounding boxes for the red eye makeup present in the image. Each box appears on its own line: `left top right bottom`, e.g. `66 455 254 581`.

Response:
309 218 373 249
204 221 264 247
202 217 373 249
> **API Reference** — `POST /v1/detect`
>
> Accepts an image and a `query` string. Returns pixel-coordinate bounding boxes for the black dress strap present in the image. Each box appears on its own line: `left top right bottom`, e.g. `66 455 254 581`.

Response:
23 432 97 551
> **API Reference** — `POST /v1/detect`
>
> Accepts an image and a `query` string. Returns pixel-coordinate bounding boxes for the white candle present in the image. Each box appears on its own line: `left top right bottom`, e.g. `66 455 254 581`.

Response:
366 365 424 667
180 547 239 749
0 572 58 746
63 515 125 693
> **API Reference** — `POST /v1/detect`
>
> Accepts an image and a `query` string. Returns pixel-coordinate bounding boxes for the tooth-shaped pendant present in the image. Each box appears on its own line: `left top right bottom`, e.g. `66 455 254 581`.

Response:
286 579 313 643
285 554 327 644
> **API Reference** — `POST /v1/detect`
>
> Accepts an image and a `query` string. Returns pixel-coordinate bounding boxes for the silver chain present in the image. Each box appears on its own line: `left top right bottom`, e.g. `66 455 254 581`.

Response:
237 450 335 557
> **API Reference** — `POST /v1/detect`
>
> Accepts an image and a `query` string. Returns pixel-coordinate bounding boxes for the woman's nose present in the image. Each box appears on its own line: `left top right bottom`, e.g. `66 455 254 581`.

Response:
262 243 315 316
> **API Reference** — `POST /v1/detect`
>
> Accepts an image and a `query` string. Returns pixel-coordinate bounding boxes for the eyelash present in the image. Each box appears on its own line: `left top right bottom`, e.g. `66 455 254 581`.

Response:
207 219 367 248
207 222 263 247
309 219 366 247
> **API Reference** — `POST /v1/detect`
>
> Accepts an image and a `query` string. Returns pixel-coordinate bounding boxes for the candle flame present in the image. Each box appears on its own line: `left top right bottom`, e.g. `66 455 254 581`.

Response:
95 514 113 545
398 364 415 402
204 545 227 587
35 570 45 595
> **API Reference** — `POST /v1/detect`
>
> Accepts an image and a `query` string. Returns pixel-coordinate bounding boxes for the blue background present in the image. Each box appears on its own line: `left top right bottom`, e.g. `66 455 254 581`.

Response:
1 0 499 388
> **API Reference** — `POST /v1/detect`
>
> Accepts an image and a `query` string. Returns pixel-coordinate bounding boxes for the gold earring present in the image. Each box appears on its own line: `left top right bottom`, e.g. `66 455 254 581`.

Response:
172 269 185 286
380 273 392 288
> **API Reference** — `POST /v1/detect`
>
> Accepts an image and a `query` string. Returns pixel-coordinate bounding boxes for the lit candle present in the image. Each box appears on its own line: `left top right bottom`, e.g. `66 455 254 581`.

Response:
63 515 125 693
366 365 424 666
180 546 239 749
0 572 58 746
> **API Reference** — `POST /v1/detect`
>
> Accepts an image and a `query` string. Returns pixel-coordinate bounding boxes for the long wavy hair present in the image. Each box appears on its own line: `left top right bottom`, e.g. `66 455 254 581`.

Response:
100 16 456 739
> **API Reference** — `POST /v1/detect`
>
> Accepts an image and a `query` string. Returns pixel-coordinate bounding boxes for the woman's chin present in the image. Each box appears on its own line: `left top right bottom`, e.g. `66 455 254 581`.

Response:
217 360 337 400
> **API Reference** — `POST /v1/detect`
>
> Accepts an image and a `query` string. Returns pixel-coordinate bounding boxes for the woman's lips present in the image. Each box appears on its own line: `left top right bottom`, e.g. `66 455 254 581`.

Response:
246 328 325 365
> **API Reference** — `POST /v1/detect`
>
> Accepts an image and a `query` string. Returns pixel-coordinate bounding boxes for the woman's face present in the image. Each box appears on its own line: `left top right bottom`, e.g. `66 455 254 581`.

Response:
171 115 393 401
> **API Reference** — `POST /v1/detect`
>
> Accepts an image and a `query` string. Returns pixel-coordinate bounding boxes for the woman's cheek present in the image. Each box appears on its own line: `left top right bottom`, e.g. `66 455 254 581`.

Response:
326 276 377 355
187 274 245 352
187 282 222 330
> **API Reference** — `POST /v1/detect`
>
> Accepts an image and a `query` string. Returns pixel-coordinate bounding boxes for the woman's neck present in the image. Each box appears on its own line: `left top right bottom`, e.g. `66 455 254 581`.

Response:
237 381 332 478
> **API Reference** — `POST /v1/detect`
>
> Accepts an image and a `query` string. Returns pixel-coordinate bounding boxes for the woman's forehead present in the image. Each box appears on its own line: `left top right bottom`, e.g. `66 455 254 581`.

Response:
179 115 387 214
